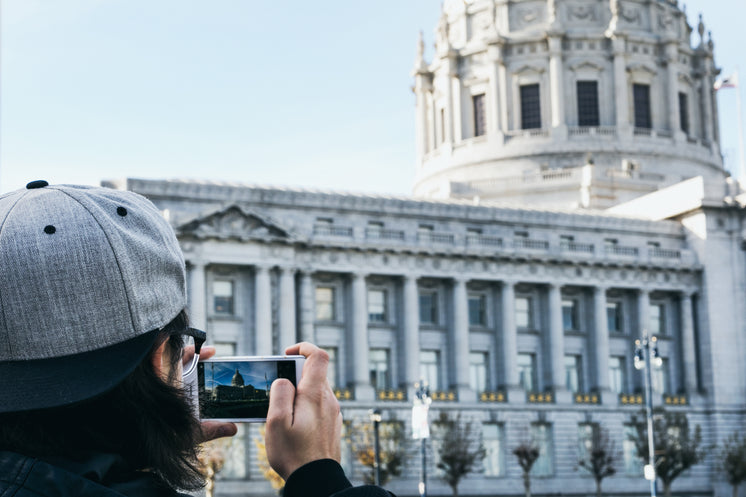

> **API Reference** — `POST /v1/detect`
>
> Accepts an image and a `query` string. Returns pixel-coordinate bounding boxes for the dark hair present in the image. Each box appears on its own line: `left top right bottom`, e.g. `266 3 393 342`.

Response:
0 310 205 491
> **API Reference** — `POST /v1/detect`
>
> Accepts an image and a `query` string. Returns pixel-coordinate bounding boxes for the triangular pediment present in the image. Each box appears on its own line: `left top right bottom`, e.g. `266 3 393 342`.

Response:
177 205 293 242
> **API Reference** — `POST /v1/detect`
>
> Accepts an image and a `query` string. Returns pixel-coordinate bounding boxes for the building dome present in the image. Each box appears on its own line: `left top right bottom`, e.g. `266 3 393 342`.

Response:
412 0 724 208
231 368 245 387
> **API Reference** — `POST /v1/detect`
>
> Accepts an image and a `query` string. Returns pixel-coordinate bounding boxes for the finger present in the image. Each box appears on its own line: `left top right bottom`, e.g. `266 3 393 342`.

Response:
199 345 217 360
199 421 237 443
267 378 296 429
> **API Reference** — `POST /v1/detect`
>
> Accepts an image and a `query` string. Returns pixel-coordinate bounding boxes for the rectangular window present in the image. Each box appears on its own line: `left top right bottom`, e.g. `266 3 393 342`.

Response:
577 81 600 126
469 352 489 392
652 357 670 394
679 92 689 134
368 289 387 323
213 280 234 314
420 350 440 390
633 83 652 129
564 354 583 393
578 423 598 463
531 423 554 476
322 346 339 388
520 84 542 129
517 353 537 392
623 424 640 475
482 423 505 476
468 294 487 327
369 349 390 390
562 299 579 331
649 303 665 335
419 291 438 325
367 221 384 238
213 342 236 357
515 296 533 329
607 301 622 332
559 235 574 250
315 286 335 321
440 108 446 144
609 356 626 394
473 93 486 137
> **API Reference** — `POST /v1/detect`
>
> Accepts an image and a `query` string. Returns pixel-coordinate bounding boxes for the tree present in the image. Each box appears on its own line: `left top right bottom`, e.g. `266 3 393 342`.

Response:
348 418 405 485
577 424 618 497
512 435 540 497
198 440 226 497
720 432 746 497
431 412 486 497
629 407 705 497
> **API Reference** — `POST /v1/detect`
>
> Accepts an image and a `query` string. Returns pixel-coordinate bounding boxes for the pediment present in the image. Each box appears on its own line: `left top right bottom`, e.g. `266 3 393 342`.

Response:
177 205 293 242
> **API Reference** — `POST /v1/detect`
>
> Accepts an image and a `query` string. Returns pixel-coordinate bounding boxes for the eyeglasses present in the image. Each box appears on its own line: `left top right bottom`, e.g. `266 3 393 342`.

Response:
179 327 206 379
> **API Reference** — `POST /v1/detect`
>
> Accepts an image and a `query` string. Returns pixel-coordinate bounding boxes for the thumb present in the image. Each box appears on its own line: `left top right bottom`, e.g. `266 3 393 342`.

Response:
267 378 295 429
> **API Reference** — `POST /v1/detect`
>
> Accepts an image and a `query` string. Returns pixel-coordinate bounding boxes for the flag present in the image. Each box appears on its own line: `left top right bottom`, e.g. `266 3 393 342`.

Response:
714 73 739 90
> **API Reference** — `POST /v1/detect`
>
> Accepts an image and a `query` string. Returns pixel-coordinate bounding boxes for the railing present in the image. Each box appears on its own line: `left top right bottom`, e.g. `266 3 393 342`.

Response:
504 128 550 141
466 234 503 248
574 392 601 404
479 391 508 403
417 232 455 244
561 242 595 254
663 394 688 405
430 390 458 402
606 245 639 257
634 127 653 136
649 247 681 259
366 228 405 241
334 388 355 401
313 225 354 237
619 393 644 405
527 391 554 403
377 389 408 401
513 238 549 250
568 125 617 137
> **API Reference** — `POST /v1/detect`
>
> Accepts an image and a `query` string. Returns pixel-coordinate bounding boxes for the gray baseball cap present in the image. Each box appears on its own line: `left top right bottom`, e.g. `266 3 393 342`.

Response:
0 181 187 412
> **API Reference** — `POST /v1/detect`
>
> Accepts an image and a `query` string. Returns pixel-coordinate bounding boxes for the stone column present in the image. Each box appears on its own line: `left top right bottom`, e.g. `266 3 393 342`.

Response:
680 291 698 395
665 42 681 138
187 261 207 331
451 277 471 399
610 36 630 136
414 58 432 161
488 42 505 137
254 265 272 356
548 283 566 394
501 281 519 388
548 35 567 136
278 267 297 351
401 274 420 395
298 271 315 343
593 286 611 393
701 57 715 144
637 289 651 338
350 272 373 400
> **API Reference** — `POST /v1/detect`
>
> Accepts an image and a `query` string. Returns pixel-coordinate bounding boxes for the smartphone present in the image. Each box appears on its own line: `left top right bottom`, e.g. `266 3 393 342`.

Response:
196 355 305 422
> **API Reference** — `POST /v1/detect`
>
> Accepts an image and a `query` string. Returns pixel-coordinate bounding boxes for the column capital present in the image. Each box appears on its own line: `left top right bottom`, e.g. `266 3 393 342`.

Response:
254 263 272 273
277 265 298 275
593 285 609 295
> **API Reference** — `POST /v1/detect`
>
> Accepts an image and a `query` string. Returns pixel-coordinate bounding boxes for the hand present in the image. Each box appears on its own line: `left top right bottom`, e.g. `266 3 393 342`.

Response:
265 342 342 480
183 344 238 442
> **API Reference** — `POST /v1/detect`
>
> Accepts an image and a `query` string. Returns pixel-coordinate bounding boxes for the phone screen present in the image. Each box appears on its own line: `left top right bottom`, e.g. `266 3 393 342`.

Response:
197 357 300 421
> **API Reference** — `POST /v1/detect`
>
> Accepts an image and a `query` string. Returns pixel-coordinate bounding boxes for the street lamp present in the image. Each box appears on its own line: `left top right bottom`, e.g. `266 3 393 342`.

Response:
413 380 431 497
634 333 662 497
369 408 383 486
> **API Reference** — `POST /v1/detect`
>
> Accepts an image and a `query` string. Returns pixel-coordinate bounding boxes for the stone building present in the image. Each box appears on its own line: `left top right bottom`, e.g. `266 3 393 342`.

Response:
106 0 746 496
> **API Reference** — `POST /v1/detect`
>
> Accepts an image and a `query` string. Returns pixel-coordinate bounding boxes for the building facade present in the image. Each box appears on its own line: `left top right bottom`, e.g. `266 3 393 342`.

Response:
106 1 746 496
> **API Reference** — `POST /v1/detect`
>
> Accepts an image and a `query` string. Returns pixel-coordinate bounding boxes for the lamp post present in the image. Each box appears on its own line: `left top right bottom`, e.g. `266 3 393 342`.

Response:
369 409 382 486
634 333 663 497
413 380 431 497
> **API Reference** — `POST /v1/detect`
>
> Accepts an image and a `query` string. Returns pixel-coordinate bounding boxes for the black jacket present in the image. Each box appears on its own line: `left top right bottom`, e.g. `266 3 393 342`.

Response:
0 451 392 497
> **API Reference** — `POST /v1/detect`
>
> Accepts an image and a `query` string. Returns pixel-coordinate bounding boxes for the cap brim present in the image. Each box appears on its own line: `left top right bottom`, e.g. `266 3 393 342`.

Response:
0 329 159 413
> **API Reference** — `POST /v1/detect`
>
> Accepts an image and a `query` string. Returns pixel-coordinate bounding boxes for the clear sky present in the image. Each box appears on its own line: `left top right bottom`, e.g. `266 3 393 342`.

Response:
1 0 743 195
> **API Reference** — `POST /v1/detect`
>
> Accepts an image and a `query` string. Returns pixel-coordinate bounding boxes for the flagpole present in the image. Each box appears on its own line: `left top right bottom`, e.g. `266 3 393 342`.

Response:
736 69 746 184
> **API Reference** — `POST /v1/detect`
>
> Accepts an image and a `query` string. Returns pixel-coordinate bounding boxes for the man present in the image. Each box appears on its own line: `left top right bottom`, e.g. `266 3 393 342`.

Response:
0 181 392 497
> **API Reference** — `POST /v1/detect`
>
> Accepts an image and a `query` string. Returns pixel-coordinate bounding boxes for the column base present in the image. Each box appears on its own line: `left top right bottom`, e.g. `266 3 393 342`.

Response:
553 387 573 405
353 384 375 402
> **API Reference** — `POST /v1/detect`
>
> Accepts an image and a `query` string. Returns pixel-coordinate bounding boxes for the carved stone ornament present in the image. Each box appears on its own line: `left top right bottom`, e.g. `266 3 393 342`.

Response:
569 4 596 21
178 205 293 242
620 5 641 24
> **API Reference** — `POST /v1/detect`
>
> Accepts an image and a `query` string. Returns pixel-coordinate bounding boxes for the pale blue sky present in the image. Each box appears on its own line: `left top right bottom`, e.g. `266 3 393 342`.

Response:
1 0 743 195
